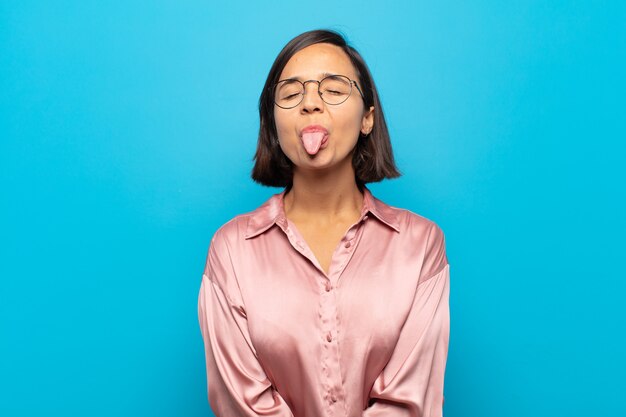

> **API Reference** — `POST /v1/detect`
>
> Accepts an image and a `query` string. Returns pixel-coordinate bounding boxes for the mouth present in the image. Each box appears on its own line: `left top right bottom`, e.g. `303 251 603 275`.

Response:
300 125 329 156
300 124 328 135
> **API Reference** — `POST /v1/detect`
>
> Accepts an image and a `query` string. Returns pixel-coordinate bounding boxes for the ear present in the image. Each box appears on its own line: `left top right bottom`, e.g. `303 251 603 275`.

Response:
361 106 375 135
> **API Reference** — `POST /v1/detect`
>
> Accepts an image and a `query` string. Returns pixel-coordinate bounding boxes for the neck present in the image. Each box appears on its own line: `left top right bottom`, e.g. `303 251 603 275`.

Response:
283 163 364 224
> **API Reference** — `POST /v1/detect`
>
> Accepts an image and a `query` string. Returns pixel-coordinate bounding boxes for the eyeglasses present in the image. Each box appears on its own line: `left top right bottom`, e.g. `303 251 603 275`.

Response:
273 74 365 109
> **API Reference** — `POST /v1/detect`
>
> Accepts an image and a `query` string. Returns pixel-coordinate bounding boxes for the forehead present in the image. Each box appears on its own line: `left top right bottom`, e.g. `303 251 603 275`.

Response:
279 43 357 81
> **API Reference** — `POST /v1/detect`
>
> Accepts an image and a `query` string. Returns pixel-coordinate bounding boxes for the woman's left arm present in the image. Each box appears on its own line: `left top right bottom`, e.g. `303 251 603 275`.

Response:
363 222 450 417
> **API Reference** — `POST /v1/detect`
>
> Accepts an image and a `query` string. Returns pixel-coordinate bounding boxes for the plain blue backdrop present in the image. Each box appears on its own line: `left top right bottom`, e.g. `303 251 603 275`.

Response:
1 1 625 416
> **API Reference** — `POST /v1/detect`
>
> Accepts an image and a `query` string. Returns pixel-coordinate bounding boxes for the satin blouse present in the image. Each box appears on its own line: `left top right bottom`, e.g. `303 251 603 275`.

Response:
198 186 450 417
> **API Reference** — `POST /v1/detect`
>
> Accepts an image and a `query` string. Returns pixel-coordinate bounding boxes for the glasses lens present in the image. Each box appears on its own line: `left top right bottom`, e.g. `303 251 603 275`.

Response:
275 80 303 108
320 76 352 105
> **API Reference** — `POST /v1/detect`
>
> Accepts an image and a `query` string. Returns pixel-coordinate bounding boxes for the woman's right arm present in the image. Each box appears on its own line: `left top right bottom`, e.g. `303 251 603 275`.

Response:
198 232 295 417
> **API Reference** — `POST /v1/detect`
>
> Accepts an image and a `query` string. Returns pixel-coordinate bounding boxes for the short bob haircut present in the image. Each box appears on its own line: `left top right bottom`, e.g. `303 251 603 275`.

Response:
251 29 401 188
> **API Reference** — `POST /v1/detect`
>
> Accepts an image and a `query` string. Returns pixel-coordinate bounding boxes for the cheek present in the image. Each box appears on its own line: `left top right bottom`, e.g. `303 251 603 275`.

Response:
273 111 293 141
332 108 365 139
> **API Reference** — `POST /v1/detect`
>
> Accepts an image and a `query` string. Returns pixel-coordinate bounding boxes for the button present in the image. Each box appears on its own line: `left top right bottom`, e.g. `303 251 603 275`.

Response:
331 393 337 403
326 332 332 342
325 282 332 292
344 241 351 248
364 215 369 220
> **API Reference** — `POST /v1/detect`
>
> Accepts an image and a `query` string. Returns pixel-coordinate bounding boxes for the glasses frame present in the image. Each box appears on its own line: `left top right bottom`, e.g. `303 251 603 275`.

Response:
273 74 365 109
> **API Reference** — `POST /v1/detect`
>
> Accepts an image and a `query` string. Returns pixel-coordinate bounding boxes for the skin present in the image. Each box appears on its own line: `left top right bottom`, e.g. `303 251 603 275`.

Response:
274 43 375 275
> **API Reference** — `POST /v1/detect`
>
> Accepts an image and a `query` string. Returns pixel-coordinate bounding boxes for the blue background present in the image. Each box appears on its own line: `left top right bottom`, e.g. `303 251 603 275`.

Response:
1 1 625 416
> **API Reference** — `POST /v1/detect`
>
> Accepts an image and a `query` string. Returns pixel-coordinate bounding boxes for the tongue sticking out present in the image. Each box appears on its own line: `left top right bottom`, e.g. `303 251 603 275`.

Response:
301 131 326 155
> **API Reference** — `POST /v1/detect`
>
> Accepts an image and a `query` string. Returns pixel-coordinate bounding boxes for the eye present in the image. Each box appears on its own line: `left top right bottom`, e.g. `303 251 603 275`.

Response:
320 76 351 96
276 80 303 100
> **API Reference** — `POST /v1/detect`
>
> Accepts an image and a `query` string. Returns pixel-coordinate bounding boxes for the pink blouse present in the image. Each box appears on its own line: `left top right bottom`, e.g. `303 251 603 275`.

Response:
197 186 450 417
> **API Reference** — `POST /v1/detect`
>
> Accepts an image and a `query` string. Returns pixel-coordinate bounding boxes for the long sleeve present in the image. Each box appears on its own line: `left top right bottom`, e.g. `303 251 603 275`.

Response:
197 232 295 417
362 223 451 417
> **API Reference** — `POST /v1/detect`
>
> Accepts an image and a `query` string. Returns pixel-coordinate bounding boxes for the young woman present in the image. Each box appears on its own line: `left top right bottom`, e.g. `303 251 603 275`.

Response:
198 29 450 417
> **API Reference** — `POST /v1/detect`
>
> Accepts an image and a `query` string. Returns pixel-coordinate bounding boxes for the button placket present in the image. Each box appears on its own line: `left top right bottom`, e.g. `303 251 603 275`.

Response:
319 267 336 411
317 222 365 412
319 264 346 414
284 216 369 413
345 227 356 246
331 222 366 288
284 220 326 273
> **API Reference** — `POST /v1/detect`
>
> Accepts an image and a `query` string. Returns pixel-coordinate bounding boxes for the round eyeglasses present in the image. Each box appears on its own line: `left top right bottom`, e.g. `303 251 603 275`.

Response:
273 74 365 109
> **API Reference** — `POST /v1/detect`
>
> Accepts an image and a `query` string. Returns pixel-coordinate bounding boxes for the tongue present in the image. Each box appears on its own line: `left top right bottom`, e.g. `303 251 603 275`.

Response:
301 131 326 155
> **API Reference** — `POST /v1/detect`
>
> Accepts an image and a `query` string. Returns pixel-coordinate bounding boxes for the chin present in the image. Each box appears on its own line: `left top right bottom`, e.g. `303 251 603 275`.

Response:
302 152 354 172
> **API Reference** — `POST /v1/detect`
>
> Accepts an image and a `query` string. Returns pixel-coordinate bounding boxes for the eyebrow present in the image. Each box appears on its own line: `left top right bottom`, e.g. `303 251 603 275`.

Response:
280 72 338 82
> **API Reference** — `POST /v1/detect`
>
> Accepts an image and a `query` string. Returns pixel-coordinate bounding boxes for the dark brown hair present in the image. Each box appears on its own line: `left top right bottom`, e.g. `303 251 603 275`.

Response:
251 29 401 188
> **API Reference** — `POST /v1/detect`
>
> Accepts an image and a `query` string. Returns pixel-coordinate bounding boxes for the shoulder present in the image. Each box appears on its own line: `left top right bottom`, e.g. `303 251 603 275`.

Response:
374 194 446 243
210 212 253 246
403 210 446 253
400 210 448 282
201 212 256 295
374 198 448 282
205 189 278 256
398 208 444 235
210 191 283 244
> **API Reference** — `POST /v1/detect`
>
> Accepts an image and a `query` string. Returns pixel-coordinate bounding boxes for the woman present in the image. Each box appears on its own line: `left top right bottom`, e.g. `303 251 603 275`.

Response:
198 29 450 417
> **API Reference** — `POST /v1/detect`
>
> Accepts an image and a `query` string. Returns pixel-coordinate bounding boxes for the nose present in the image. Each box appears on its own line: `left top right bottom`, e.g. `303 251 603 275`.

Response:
300 80 324 113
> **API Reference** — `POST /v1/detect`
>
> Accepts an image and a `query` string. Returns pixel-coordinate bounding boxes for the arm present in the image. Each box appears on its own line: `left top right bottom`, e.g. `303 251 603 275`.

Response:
363 223 450 417
198 233 295 417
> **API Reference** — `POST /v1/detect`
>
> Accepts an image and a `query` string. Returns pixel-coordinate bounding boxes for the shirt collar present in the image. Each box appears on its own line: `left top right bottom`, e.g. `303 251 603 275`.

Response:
244 186 401 240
